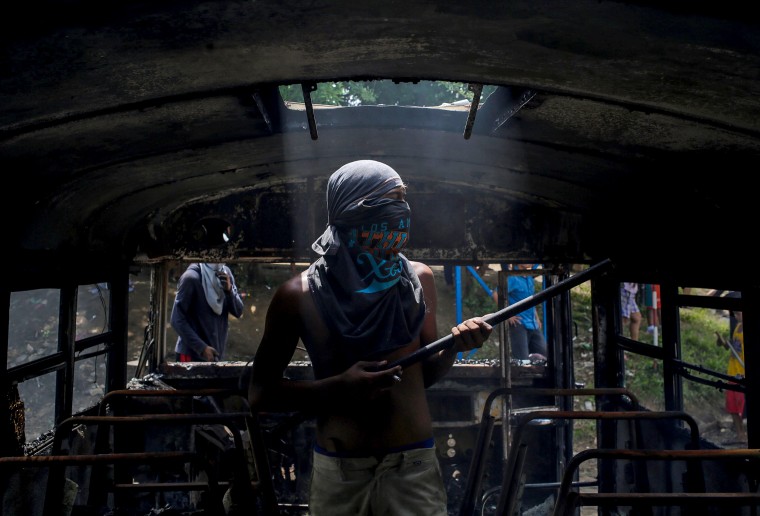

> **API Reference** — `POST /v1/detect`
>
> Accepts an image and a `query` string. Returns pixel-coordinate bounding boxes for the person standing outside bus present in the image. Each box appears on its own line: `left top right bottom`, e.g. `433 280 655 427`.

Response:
620 282 642 341
171 262 244 361
643 283 661 334
723 310 747 441
504 264 548 360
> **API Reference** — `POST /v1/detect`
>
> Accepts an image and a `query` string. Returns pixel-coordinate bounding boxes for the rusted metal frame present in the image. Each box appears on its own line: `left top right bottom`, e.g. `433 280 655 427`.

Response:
93 388 244 483
47 413 251 514
111 480 228 492
616 336 665 359
246 412 282 515
496 268 509 383
91 382 274 514
94 389 247 463
459 397 499 516
463 84 483 140
5 335 113 386
155 262 172 373
54 413 251 454
458 387 640 516
107 265 130 392
566 491 760 510
2 451 221 515
741 286 758 450
74 332 113 352
659 281 683 412
56 285 77 427
549 268 575 487
552 448 760 516
133 265 160 379
96 388 243 416
494 410 702 516
504 442 529 515
91 388 254 508
5 352 67 384
1 287 9 376
679 366 747 392
0 450 206 466
677 292 744 312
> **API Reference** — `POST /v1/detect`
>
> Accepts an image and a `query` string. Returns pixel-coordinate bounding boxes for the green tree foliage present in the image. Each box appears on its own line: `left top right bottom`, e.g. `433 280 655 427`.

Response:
280 80 495 107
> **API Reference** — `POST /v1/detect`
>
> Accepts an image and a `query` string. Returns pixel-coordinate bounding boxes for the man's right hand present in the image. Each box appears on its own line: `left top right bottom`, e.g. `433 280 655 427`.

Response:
340 360 403 400
202 346 220 362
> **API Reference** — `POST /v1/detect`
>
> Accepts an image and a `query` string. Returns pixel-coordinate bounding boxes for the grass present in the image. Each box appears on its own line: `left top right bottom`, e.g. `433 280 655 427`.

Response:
573 284 731 415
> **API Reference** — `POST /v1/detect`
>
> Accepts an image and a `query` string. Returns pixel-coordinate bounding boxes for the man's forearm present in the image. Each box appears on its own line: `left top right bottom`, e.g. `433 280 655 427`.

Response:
249 376 341 414
422 345 458 387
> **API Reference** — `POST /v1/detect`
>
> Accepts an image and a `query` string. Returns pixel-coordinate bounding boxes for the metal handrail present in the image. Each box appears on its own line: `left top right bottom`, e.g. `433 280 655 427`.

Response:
553 448 760 516
458 386 641 516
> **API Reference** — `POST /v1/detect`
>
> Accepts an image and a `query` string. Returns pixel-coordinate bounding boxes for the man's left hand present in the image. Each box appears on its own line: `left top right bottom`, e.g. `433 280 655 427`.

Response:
217 271 231 292
451 317 493 352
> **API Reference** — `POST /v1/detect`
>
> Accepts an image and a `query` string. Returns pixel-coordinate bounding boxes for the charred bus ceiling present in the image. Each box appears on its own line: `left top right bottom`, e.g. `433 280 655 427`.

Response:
1 1 759 286
2 1 760 515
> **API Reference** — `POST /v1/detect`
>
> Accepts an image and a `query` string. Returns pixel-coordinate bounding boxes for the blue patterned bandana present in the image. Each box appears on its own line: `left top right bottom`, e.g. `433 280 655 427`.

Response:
307 160 426 367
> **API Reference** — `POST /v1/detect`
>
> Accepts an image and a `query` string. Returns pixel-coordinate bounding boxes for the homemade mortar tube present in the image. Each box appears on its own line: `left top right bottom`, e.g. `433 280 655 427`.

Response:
382 258 613 371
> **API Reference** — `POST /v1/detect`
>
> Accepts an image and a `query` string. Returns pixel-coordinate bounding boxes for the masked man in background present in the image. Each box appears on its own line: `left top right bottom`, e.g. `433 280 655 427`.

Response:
172 262 244 361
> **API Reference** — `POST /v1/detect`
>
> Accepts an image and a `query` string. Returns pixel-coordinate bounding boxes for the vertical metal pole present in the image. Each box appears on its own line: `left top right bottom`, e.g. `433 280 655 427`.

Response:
652 287 659 347
499 265 513 500
0 288 9 382
57 285 77 424
661 283 683 411
455 266 463 361
154 262 171 369
455 266 463 324
108 264 129 392
742 286 758 449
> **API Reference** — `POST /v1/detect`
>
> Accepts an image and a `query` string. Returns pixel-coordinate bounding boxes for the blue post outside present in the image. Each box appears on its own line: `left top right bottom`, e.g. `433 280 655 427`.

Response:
466 266 495 298
452 266 495 360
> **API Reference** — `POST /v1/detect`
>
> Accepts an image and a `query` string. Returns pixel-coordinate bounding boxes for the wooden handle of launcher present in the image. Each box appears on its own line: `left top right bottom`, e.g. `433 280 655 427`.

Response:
383 259 613 370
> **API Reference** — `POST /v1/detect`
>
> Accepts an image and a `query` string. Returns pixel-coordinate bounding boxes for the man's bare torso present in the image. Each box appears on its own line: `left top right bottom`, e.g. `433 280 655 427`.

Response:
295 265 436 455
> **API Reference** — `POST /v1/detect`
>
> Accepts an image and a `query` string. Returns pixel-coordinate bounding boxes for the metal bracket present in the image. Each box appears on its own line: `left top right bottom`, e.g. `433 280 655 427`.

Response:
463 83 483 140
301 82 319 140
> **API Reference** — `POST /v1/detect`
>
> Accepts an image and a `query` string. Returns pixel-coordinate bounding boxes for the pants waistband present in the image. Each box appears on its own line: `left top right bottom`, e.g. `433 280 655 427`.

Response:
314 436 435 459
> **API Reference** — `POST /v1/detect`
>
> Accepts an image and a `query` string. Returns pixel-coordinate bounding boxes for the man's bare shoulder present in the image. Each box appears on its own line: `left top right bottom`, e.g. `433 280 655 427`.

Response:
410 260 433 280
268 271 309 314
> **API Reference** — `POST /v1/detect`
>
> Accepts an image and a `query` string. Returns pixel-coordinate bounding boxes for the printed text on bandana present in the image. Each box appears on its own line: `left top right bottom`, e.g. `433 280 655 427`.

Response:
347 218 409 294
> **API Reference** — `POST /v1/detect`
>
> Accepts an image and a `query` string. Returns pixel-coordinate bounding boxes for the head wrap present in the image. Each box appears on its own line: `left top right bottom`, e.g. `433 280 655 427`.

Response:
200 263 226 315
307 160 426 366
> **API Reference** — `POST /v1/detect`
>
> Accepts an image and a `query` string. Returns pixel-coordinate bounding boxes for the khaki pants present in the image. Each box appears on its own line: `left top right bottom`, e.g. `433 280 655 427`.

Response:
309 446 448 516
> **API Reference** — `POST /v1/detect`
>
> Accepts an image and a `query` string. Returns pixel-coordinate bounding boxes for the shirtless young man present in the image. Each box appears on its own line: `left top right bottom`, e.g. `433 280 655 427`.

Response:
248 159 492 515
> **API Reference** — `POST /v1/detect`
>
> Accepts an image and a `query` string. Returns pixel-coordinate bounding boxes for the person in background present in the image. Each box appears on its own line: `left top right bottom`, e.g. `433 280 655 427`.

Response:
247 159 492 516
502 263 548 361
620 282 642 341
709 289 740 337
171 262 244 361
643 283 661 334
717 309 746 441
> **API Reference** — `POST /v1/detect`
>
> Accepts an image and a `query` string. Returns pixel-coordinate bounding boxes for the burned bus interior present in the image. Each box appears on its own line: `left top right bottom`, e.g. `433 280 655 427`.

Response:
2 1 759 515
